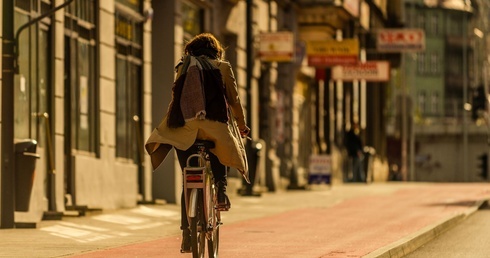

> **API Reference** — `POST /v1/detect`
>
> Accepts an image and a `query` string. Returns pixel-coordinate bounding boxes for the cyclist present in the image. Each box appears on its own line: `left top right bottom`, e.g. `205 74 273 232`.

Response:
145 32 250 253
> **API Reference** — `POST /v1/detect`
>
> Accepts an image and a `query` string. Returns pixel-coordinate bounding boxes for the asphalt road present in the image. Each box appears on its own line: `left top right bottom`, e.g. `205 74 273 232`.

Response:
405 203 490 258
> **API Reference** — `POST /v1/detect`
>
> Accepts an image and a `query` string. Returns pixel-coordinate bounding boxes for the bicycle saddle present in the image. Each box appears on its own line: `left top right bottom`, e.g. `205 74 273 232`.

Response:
193 139 215 149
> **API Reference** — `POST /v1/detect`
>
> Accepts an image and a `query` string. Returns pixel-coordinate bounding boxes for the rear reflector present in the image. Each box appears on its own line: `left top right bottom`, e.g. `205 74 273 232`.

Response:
187 175 202 182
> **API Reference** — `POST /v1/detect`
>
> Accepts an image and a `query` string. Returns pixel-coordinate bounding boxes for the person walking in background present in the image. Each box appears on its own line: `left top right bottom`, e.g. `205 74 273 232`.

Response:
345 123 365 182
145 33 250 253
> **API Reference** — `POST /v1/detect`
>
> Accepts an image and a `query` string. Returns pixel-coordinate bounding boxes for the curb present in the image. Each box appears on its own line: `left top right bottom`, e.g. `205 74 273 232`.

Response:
363 199 488 258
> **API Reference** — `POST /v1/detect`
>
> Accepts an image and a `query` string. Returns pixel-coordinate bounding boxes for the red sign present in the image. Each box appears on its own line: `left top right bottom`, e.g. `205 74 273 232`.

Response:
331 61 390 82
377 29 425 52
308 55 358 67
306 39 359 67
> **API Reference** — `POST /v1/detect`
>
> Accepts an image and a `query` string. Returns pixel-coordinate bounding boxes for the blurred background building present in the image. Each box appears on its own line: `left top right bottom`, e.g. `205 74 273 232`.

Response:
1 0 489 228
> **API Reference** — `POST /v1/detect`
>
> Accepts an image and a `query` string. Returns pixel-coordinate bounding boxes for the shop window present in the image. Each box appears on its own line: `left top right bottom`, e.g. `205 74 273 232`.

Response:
65 0 98 154
13 0 52 147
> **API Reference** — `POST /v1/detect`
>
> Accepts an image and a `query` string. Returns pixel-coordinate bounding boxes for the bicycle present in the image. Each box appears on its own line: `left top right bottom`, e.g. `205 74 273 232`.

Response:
183 140 221 258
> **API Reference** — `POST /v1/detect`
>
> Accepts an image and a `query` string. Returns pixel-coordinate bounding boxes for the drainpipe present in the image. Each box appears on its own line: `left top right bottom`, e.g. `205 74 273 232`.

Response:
246 0 253 129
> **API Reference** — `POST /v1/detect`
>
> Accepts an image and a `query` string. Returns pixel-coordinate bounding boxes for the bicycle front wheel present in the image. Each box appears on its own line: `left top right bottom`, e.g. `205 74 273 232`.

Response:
207 223 219 258
207 184 220 258
191 194 206 258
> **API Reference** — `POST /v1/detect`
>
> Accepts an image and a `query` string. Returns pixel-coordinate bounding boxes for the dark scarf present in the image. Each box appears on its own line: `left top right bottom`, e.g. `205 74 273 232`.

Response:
166 55 229 128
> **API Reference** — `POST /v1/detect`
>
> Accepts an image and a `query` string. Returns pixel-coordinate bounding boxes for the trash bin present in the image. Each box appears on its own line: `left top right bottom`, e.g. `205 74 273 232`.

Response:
14 139 40 212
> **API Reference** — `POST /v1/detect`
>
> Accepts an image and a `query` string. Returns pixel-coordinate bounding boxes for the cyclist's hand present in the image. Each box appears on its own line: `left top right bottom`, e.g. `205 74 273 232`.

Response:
239 125 250 138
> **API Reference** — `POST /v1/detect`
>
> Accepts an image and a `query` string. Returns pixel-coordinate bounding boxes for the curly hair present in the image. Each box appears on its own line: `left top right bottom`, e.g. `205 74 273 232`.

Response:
184 33 224 59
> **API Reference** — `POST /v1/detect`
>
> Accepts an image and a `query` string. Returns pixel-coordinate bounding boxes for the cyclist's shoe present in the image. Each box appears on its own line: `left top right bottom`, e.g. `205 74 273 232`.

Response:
217 181 231 211
217 194 231 211
180 229 191 253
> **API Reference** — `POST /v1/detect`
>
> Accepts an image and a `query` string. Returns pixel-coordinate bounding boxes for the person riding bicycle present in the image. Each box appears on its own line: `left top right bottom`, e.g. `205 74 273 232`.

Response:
145 33 250 253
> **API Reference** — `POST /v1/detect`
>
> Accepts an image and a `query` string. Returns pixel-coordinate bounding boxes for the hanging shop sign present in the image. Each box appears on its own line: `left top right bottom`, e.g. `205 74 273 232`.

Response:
306 39 359 67
360 1 370 30
343 0 359 17
116 0 141 12
258 32 294 62
377 29 426 52
331 61 390 82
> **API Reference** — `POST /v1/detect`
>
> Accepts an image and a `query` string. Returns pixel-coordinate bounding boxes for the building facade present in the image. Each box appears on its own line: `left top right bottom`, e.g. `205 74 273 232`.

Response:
1 0 401 228
386 0 490 182
1 0 153 227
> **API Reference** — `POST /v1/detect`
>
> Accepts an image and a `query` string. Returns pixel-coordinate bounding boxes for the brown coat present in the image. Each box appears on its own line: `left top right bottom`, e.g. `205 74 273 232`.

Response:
145 59 249 180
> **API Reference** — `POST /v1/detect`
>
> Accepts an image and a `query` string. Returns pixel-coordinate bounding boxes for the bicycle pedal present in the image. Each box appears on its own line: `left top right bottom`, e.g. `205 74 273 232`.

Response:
217 206 230 211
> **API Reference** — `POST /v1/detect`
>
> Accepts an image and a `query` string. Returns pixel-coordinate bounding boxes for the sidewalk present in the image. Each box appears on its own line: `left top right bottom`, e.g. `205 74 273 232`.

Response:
1 182 489 258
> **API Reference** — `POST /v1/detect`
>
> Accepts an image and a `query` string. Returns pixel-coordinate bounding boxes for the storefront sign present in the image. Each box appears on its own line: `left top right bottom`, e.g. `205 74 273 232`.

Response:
259 32 294 62
377 29 425 52
306 39 359 67
308 154 331 184
331 61 390 82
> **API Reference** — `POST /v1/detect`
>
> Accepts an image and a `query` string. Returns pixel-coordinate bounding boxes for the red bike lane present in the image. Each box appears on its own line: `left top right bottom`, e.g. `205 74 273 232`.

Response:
70 183 490 258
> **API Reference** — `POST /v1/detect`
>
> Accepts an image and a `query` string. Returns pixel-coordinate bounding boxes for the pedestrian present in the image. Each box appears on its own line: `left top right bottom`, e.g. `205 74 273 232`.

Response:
144 32 250 253
345 123 365 182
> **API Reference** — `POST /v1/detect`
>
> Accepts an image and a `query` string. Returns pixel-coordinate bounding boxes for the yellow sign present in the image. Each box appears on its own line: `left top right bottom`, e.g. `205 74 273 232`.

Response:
306 39 359 67
306 39 359 56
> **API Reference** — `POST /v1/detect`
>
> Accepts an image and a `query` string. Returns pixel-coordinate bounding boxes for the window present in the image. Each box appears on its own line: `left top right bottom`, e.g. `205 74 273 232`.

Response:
430 51 439 75
430 13 439 36
431 92 439 115
115 9 143 162
447 14 462 36
417 53 426 74
418 91 427 115
406 6 417 27
418 11 425 30
182 1 204 41
14 0 52 147
65 0 98 153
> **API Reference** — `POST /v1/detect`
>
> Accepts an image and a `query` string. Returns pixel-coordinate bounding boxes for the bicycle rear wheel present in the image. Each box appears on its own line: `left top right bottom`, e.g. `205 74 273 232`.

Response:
191 193 206 258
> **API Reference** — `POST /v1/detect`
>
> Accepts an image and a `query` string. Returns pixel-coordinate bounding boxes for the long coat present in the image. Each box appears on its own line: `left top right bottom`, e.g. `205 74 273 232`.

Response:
145 58 249 180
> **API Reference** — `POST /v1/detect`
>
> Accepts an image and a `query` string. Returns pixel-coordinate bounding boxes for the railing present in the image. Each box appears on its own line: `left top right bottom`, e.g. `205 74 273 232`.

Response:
133 115 145 166
39 112 57 212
